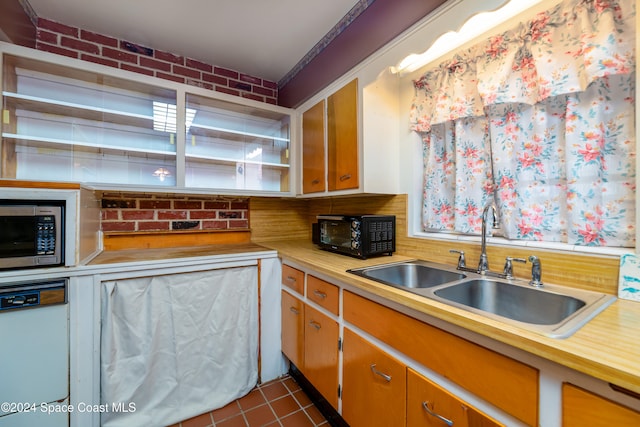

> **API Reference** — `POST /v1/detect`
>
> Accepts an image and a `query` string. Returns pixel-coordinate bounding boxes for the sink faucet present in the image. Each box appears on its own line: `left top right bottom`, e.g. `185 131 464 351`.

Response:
528 255 543 287
478 201 499 274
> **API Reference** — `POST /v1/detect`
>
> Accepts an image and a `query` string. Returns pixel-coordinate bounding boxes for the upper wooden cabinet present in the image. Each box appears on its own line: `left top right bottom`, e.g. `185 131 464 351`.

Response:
0 43 294 194
302 99 325 194
327 79 358 191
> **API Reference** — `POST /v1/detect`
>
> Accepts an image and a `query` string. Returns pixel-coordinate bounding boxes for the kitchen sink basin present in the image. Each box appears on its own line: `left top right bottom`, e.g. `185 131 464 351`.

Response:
432 278 615 338
348 260 466 289
347 260 616 338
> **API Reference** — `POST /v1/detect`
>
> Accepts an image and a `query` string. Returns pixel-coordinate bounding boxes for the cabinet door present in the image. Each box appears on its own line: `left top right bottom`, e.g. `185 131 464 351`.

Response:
562 383 640 427
408 368 504 427
281 290 304 369
342 328 406 427
302 99 326 194
327 79 358 191
304 305 339 409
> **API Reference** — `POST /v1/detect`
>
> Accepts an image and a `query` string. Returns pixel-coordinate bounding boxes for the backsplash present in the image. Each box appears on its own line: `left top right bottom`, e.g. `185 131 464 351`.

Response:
100 193 249 233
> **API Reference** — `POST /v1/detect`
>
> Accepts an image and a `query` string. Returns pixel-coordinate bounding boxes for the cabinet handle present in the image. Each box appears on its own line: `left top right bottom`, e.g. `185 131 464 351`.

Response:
309 320 321 330
422 401 454 426
311 179 320 185
339 173 352 182
369 364 391 382
285 275 297 284
313 289 327 299
289 306 299 315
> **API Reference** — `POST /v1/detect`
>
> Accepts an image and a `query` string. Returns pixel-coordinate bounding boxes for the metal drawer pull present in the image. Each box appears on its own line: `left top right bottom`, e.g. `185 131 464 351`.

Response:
422 401 454 426
286 275 296 282
289 307 299 315
313 289 327 299
311 179 320 185
370 364 391 382
309 320 321 330
339 173 352 181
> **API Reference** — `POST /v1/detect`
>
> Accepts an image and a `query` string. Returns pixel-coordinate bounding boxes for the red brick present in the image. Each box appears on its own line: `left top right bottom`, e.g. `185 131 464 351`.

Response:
101 222 135 232
81 54 119 68
243 93 264 102
254 86 274 97
189 211 217 219
173 65 200 79
156 72 184 83
102 47 138 64
140 57 171 72
102 210 119 220
174 200 202 209
139 200 171 209
138 221 170 231
204 201 229 209
122 210 154 220
231 201 249 210
158 210 187 220
240 74 262 85
202 73 227 85
263 80 278 90
38 18 78 37
186 79 214 90
37 29 58 44
36 43 79 59
120 63 154 76
155 50 184 65
186 58 213 73
214 66 238 79
120 41 153 56
61 36 99 54
202 220 228 230
265 97 277 105
216 86 240 97
229 219 249 228
80 30 118 47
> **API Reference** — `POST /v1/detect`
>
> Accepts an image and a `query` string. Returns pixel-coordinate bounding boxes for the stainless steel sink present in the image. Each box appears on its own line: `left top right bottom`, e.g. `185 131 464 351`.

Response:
348 260 466 289
347 260 616 338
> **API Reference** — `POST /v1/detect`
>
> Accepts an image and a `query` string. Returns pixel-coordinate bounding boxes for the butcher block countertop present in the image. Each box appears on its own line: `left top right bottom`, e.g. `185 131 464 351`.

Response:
260 239 640 397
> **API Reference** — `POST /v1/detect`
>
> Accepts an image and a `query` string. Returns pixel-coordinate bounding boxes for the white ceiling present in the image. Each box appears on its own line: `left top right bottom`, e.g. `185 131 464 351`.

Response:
26 0 361 83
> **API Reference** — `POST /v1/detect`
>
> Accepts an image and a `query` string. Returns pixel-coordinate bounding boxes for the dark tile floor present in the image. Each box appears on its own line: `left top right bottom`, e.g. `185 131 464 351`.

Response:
169 375 328 427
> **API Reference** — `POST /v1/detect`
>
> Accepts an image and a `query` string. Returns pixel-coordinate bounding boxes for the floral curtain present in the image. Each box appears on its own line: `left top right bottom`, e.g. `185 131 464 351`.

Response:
410 0 636 247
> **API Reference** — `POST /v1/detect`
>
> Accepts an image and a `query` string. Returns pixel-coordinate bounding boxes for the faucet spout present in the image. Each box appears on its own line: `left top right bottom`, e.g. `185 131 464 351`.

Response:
478 201 498 274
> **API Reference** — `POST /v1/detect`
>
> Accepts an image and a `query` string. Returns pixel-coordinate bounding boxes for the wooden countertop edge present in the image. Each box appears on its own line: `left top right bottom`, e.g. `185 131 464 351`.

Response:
261 239 640 395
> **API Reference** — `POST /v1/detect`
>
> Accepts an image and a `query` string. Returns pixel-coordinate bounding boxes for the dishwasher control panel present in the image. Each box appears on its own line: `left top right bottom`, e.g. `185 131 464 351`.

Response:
0 279 67 312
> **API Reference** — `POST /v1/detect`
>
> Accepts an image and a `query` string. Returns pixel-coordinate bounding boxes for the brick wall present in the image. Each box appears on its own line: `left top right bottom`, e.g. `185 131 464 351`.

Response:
100 193 249 233
36 18 277 104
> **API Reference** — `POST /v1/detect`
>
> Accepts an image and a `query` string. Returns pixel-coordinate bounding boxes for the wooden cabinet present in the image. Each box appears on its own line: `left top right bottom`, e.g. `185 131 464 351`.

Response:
281 290 304 369
407 368 503 427
304 305 339 408
281 264 304 295
301 79 359 195
302 99 325 194
562 383 640 426
327 79 358 191
306 275 339 315
343 290 538 426
342 327 406 427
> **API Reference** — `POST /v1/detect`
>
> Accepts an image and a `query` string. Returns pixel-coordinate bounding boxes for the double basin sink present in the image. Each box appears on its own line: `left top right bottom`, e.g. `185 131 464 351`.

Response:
347 260 616 338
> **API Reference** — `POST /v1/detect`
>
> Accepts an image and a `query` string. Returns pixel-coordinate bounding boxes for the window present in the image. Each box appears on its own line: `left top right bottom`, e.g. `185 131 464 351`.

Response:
409 0 636 248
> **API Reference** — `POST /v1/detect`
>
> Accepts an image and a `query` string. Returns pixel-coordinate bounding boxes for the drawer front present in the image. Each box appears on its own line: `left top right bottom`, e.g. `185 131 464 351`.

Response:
343 290 538 426
306 275 339 315
407 368 504 427
282 264 304 295
562 383 640 427
342 328 406 427
281 290 304 369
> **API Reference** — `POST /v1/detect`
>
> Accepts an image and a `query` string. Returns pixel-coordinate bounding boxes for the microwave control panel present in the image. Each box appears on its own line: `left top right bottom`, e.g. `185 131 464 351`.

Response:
36 215 57 255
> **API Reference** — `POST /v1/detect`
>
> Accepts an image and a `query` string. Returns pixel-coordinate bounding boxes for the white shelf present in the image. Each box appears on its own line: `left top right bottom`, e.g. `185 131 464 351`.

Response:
185 152 290 169
189 122 290 144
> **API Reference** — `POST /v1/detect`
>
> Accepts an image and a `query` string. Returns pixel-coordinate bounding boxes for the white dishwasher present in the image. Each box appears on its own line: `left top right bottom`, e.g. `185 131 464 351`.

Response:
0 279 69 427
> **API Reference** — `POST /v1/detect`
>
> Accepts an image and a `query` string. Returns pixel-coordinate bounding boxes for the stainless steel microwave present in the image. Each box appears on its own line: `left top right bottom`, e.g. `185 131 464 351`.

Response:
314 214 395 259
0 202 64 269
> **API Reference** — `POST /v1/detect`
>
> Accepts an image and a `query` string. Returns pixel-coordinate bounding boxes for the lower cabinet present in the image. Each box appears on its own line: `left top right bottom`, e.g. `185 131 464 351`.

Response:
562 383 640 426
281 290 304 369
407 368 503 427
342 328 407 427
304 305 339 408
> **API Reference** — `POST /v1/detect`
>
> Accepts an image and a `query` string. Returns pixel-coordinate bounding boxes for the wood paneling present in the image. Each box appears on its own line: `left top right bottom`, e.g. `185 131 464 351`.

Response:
248 197 309 242
102 229 250 251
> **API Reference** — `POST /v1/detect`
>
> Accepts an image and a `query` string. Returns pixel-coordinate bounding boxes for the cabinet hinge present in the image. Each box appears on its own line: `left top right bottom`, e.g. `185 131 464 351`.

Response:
338 384 342 398
338 337 343 351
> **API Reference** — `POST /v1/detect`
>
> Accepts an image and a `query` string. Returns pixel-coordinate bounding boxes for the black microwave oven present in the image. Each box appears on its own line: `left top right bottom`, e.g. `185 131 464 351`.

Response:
0 201 64 270
314 214 395 259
